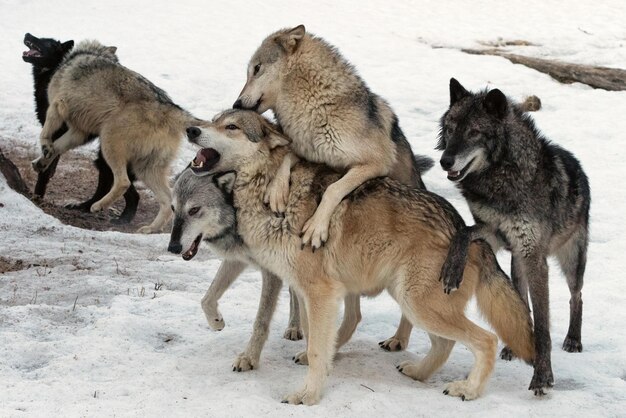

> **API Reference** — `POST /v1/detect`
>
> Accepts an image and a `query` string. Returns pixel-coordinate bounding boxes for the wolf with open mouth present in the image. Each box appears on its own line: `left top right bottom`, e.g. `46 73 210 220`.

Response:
183 109 534 405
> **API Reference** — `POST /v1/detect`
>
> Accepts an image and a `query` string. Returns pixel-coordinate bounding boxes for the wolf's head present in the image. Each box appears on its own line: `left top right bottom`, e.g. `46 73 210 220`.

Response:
437 78 510 182
185 109 290 176
22 33 74 68
233 25 306 113
168 169 237 260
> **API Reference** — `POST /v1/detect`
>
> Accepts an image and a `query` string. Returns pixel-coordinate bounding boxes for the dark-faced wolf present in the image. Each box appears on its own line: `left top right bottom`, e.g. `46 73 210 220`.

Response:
437 78 590 396
185 109 534 404
22 33 139 223
233 24 433 351
30 39 206 233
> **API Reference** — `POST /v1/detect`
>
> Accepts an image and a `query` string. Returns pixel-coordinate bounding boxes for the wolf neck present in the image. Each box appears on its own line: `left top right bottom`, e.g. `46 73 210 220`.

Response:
32 65 61 125
234 146 287 194
274 36 362 132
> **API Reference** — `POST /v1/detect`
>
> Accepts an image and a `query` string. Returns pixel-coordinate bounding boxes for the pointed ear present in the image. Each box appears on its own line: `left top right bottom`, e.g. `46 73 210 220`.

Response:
450 78 469 106
262 124 290 149
484 89 508 119
61 40 74 52
275 24 305 53
105 46 117 55
214 172 237 194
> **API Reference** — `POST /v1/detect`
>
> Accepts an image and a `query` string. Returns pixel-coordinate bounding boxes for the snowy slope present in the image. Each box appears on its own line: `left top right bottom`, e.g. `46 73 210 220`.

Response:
1 0 626 416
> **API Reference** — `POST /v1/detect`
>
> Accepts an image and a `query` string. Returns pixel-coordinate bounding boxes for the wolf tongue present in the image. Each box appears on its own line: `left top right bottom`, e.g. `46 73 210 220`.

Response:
194 149 208 164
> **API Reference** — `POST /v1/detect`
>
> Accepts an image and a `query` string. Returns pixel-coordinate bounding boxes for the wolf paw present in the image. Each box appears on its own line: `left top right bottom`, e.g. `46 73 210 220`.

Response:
396 360 429 382
283 326 303 341
443 380 480 401
202 306 225 331
300 211 329 251
281 387 320 405
41 144 55 159
31 156 54 173
562 336 582 353
500 346 516 361
136 225 155 234
90 202 105 213
292 351 308 365
440 258 464 294
528 367 554 396
379 336 406 352
232 353 258 372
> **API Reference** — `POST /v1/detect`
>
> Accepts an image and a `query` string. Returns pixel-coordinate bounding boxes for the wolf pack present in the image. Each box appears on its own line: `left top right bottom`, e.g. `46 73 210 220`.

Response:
22 25 590 405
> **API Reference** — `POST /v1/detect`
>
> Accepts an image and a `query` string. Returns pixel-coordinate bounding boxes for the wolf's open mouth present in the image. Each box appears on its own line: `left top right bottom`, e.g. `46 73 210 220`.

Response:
23 40 42 58
182 235 202 261
447 157 475 181
190 148 220 174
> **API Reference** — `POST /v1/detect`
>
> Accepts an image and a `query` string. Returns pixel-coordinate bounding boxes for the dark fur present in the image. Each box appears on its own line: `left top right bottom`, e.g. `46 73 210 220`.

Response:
23 33 139 222
437 78 590 395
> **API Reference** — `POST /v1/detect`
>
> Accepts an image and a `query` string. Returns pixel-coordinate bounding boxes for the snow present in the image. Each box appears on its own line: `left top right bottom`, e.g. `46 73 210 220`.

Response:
1 0 626 416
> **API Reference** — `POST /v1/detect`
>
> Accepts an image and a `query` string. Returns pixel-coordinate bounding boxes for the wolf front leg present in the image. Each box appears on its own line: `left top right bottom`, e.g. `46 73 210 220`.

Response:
233 270 282 372
301 163 388 250
32 128 86 173
201 259 247 331
283 286 340 405
521 248 554 395
265 151 299 215
440 223 494 293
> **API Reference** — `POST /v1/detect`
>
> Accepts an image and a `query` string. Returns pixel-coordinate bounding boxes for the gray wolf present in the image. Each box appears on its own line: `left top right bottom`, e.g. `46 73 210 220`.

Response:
186 109 534 404
437 78 590 396
22 33 139 223
30 40 205 233
167 168 362 370
233 24 433 352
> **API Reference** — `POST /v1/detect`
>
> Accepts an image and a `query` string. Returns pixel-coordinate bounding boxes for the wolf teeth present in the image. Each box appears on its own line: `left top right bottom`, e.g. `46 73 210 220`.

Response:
191 160 204 168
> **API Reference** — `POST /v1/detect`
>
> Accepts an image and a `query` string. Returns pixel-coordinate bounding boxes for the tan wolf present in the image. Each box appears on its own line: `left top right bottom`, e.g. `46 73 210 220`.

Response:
185 109 534 405
31 40 205 233
234 24 433 351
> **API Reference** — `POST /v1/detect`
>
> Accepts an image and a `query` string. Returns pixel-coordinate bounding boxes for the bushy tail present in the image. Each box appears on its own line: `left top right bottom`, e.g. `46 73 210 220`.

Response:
473 241 535 364
413 154 435 175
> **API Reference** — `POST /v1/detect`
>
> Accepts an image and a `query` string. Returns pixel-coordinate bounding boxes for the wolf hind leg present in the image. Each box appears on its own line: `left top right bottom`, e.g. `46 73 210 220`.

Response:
136 168 172 234
397 333 455 381
283 287 303 341
557 229 587 353
90 140 131 214
379 315 412 351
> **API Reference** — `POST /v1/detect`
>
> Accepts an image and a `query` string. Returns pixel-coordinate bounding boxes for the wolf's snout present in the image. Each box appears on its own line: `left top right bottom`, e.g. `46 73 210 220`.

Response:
440 155 455 170
186 127 201 140
168 242 182 254
232 99 243 109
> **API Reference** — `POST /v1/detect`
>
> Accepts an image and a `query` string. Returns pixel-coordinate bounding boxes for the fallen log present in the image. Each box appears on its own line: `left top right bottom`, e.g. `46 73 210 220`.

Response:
0 147 31 197
461 48 626 91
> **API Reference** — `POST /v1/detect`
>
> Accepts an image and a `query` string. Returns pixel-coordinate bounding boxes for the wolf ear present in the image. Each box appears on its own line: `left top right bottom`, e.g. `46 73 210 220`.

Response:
450 78 469 106
262 124 291 149
61 40 74 52
214 172 237 194
484 89 508 119
276 24 305 53
105 46 118 55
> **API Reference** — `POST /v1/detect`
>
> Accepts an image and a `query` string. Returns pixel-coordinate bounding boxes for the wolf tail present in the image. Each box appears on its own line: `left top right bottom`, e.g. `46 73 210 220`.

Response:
413 154 435 175
473 241 535 364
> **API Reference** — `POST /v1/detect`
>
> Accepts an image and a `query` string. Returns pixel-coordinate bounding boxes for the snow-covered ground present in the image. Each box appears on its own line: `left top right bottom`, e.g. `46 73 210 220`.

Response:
1 0 626 416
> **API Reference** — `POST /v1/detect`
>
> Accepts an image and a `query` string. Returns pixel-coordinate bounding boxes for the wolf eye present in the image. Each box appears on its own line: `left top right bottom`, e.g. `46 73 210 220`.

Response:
188 206 200 216
225 124 239 130
253 63 261 76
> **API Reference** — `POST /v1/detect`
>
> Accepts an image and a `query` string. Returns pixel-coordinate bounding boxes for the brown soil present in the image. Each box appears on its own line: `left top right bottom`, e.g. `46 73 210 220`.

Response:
1 139 162 233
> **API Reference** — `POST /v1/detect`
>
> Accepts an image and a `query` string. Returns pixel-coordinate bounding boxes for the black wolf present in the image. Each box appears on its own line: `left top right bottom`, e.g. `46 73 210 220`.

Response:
22 33 139 223
437 78 590 396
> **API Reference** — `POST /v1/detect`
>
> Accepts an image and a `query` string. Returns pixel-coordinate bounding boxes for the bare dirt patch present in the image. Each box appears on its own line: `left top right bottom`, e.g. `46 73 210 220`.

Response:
1 139 162 233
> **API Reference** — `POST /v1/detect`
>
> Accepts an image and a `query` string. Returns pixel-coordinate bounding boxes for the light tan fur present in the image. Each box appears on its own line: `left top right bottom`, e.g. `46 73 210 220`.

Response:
32 40 206 233
236 24 429 352
189 110 534 404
